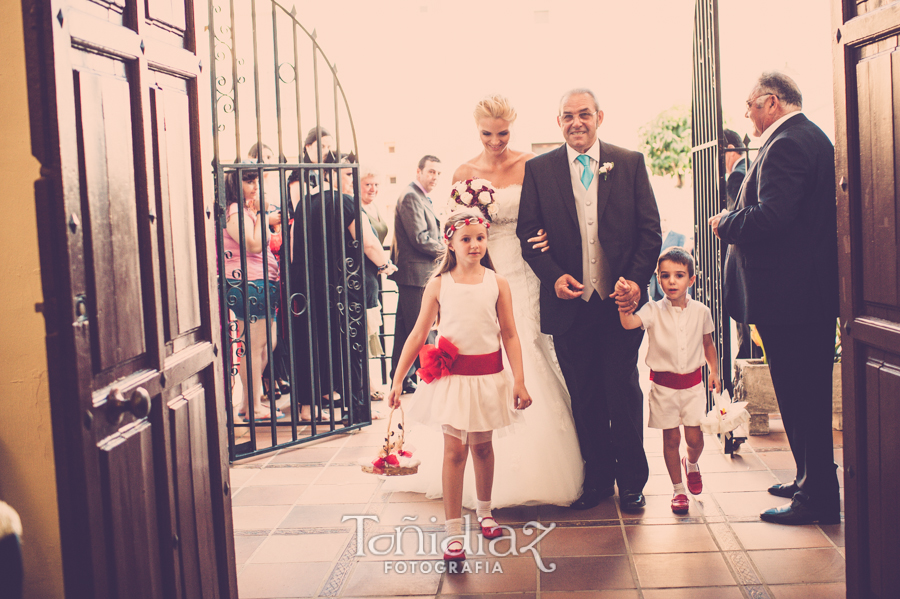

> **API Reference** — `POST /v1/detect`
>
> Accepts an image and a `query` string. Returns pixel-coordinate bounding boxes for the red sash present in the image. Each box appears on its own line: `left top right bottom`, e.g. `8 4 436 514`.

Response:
417 337 504 384
650 367 702 390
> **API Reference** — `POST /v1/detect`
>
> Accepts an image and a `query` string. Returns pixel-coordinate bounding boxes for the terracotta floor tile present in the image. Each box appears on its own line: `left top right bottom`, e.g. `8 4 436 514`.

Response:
359 528 455 562
697 452 766 473
542 591 639 599
229 467 259 488
712 491 786 518
769 582 847 599
769 418 786 433
341 560 442 596
618 493 704 522
624 524 718 553
748 548 846 584
771 469 797 485
539 526 627 557
250 532 350 563
819 522 845 547
237 561 332 598
438 594 536 599
745 432 790 450
701 470 781 493
633 552 735 588
317 465 381 485
231 505 291 531
538 500 619 523
644 475 678 496
492 504 540 525
756 451 799 471
296 482 378 505
540 556 636 591
232 484 308 506
278 503 368 529
379 501 467 526
440 556 537 593
641 587 745 599
248 466 324 486
730 522 831 550
233 535 266 565
832 430 843 447
270 445 340 464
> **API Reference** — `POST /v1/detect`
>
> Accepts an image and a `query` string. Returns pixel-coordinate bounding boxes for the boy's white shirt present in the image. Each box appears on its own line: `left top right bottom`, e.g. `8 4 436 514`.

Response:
636 296 715 374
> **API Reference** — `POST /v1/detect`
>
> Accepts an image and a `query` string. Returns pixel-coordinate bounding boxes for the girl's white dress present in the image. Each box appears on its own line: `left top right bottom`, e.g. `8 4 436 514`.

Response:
405 269 524 441
386 185 585 508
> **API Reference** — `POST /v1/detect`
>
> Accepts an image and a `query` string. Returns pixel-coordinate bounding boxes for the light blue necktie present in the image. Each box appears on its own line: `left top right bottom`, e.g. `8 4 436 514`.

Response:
576 154 593 189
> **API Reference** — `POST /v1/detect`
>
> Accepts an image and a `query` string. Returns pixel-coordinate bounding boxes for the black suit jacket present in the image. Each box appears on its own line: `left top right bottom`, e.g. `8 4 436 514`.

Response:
517 141 661 336
725 157 746 210
718 114 838 325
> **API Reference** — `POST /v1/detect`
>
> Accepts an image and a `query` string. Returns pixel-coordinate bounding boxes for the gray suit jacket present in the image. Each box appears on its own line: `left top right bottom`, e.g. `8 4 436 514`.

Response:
389 182 442 287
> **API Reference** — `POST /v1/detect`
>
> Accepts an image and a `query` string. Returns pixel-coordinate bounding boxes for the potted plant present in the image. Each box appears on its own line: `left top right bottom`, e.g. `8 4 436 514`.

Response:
732 321 842 435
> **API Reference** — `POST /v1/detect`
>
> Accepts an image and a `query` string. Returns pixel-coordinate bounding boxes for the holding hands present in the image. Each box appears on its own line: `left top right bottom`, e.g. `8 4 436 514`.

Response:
611 277 640 313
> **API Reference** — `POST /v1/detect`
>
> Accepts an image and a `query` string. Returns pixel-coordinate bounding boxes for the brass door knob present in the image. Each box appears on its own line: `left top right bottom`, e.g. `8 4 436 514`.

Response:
106 387 152 424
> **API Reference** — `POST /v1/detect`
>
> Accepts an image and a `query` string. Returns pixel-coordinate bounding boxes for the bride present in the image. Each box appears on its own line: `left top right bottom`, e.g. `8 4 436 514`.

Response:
387 95 584 508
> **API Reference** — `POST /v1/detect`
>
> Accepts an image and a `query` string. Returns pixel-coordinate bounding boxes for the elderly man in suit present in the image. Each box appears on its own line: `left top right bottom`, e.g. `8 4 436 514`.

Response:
517 89 661 511
710 72 840 525
389 155 442 394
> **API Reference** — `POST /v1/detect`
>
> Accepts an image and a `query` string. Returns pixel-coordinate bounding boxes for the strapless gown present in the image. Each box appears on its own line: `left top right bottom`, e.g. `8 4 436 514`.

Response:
384 185 584 508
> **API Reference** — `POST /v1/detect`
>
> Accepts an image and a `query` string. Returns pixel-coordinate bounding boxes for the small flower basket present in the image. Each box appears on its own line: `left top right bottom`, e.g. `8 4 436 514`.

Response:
359 406 420 476
700 389 750 435
448 178 498 220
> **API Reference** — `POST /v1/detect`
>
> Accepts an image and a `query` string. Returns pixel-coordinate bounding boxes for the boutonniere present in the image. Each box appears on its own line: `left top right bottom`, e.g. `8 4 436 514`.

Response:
598 162 614 181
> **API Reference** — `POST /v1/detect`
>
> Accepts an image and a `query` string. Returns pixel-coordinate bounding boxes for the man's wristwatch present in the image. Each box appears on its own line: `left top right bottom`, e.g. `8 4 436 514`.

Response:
377 260 393 274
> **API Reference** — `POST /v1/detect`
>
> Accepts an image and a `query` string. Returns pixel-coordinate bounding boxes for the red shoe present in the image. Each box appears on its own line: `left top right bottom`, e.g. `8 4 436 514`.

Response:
479 516 503 539
683 457 703 495
671 493 690 514
443 540 466 562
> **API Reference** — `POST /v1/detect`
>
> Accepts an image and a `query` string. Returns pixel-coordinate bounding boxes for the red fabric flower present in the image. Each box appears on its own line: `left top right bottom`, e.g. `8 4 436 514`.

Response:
416 337 460 384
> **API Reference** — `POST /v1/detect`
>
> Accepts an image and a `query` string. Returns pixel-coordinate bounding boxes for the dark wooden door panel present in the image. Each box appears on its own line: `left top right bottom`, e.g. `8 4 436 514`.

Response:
100 420 163 599
75 65 147 372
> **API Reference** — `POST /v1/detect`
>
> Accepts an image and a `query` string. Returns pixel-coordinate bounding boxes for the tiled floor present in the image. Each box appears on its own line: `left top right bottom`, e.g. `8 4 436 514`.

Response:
229 369 845 599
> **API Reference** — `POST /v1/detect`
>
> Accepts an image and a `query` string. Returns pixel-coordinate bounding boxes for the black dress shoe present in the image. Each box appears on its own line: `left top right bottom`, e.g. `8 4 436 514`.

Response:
760 499 841 525
768 481 799 498
569 486 615 510
620 491 646 512
401 380 418 394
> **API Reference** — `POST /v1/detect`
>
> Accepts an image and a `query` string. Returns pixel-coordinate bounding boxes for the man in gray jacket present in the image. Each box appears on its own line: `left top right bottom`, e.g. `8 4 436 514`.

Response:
389 155 442 394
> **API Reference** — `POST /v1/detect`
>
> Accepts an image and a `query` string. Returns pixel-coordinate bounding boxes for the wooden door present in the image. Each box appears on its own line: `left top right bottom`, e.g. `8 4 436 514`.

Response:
832 1 900 597
22 0 236 597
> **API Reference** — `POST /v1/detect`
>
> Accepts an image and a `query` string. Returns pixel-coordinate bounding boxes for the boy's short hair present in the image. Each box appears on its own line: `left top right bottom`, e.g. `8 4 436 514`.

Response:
657 247 695 278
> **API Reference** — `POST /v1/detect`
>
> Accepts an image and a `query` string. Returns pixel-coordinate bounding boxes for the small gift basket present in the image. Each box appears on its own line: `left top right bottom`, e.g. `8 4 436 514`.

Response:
359 406 420 476
700 389 750 435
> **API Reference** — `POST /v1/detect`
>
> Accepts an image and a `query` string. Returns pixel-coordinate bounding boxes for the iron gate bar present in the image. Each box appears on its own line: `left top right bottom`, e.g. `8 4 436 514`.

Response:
210 1 370 460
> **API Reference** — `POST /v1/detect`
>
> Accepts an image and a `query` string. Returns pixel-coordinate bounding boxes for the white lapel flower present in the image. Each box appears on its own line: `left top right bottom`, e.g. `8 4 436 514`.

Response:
598 162 614 181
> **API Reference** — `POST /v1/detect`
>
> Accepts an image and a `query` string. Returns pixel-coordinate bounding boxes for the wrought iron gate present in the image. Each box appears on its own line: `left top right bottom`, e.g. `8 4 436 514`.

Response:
208 0 370 460
691 0 732 417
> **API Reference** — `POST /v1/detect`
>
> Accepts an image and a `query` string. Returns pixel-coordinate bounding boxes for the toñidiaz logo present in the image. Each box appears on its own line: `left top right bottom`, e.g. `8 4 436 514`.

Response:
342 514 557 574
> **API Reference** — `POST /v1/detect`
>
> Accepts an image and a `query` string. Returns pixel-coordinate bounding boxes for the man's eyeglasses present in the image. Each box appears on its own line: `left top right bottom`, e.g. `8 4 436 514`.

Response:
746 94 776 109
560 111 597 125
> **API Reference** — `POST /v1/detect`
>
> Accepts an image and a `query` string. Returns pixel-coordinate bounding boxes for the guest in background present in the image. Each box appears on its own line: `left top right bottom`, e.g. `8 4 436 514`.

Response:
357 166 392 376
722 129 753 360
300 126 335 199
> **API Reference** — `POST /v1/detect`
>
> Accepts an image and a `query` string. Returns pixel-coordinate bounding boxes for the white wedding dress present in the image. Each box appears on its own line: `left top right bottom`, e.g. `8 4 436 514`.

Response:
384 185 584 508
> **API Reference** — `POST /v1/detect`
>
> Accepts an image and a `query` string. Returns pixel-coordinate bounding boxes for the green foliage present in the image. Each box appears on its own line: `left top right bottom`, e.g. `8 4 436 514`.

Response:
638 105 692 188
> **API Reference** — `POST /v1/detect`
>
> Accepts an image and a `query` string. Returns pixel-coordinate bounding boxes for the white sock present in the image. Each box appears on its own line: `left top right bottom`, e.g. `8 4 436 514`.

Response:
686 460 700 473
673 482 687 496
445 518 463 538
476 499 492 521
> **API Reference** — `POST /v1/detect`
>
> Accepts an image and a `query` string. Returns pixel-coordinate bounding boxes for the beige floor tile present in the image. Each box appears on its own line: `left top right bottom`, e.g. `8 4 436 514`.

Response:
341 560 441 596
379 501 467 526
278 503 369 529
270 445 341 464
233 535 266 566
231 484 307 506
633 552 736 588
237 561 332 598
701 470 781 493
250 532 350 563
697 452 766 472
296 482 378 505
756 451 799 471
247 466 324 486
229 467 259 489
386 491 436 503
440 556 537 593
231 505 291 531
317 465 382 485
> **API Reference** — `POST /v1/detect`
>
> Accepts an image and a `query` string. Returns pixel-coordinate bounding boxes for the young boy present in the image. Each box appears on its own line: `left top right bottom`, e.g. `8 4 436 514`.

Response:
616 247 721 514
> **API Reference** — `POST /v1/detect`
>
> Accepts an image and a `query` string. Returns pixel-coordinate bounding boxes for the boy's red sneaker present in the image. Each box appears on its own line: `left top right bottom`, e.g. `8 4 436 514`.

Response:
683 457 703 495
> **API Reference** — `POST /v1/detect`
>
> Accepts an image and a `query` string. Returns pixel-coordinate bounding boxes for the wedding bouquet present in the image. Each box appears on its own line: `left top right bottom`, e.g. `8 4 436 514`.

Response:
448 178 499 220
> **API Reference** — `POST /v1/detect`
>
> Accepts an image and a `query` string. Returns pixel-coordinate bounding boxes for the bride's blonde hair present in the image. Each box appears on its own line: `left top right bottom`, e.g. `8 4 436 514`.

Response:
473 94 517 124
432 209 495 278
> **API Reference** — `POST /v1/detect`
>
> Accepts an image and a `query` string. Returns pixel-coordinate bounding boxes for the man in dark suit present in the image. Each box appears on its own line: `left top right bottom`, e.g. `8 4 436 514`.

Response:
389 155 442 394
722 129 754 359
710 72 840 525
517 89 661 511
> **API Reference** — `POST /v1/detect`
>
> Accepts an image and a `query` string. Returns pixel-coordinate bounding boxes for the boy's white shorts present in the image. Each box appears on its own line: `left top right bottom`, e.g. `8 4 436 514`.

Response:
647 382 706 430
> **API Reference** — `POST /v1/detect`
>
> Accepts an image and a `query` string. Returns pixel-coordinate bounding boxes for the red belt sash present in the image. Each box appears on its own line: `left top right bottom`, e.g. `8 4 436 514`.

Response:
650 367 702 390
417 337 503 384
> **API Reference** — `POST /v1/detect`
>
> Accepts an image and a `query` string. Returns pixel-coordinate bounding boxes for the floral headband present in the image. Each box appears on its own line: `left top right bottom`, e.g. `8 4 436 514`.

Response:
444 216 491 242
